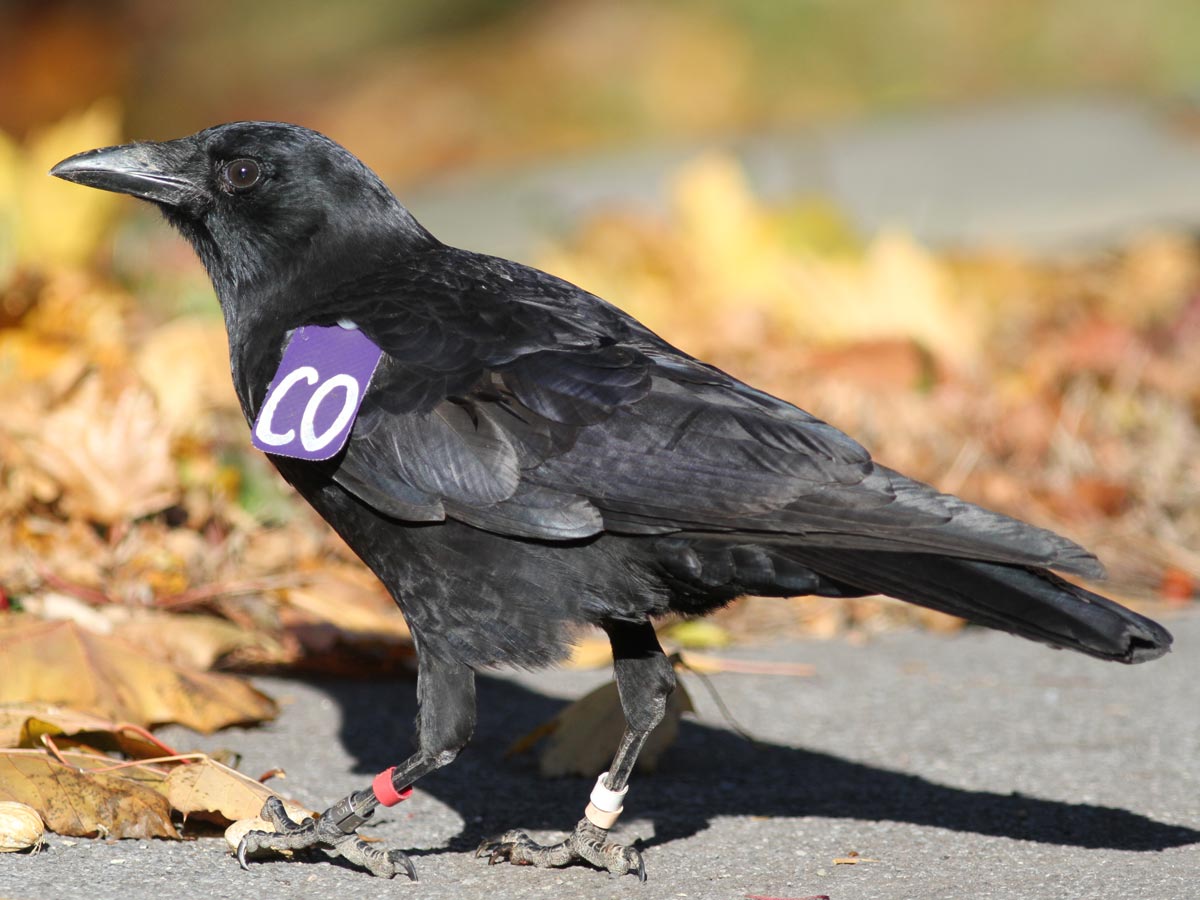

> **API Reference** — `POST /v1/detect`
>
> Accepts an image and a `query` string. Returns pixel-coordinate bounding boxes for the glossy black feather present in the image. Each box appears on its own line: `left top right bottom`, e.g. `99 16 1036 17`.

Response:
51 121 1170 669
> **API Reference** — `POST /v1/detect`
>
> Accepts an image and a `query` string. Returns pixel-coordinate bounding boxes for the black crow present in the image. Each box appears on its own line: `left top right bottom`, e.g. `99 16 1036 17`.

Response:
51 123 1172 881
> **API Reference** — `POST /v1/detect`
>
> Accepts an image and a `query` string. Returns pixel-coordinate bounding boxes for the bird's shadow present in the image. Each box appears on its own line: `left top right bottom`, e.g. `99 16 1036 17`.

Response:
320 672 1198 856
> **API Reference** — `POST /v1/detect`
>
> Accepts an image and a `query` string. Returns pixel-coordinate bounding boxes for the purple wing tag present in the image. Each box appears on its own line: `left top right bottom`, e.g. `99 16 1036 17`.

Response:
251 324 384 461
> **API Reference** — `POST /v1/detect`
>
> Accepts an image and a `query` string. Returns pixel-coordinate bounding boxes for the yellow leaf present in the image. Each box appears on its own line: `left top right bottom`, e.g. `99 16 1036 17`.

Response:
784 231 978 364
0 703 166 760
10 100 123 269
0 704 117 749
0 618 277 733
562 635 612 669
659 619 731 649
0 130 20 279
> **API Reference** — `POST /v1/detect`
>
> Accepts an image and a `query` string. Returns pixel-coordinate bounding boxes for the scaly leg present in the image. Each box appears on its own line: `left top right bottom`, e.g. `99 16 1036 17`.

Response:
237 652 475 880
479 620 675 880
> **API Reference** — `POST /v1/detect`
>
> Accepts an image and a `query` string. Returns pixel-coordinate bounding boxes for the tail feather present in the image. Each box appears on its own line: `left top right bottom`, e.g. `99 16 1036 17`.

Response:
780 548 1172 664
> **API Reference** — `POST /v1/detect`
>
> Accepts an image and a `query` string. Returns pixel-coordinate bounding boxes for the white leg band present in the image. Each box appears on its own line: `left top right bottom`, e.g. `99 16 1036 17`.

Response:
589 772 629 812
584 772 629 829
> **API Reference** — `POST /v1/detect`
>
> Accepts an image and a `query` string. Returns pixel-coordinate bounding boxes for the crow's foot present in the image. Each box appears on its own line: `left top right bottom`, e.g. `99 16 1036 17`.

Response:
477 817 645 880
236 795 417 880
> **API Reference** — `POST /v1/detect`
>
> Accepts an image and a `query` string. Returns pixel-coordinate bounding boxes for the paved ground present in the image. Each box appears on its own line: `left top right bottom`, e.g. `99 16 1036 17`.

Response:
3 610 1196 900
6 97 1200 900
408 97 1200 259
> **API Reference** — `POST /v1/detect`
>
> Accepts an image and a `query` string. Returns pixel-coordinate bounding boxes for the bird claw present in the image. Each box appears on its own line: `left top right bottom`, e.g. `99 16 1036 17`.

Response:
476 817 646 880
235 796 418 880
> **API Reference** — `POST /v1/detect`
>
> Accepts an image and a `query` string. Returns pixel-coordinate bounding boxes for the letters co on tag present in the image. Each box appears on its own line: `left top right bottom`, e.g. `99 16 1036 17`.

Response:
251 324 384 461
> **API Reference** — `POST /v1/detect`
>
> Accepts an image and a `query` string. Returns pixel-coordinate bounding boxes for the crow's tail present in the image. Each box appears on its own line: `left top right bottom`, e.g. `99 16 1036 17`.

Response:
780 548 1172 664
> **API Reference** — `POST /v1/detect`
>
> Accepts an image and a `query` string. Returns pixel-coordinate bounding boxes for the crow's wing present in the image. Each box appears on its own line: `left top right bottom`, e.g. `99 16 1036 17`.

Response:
329 250 1102 577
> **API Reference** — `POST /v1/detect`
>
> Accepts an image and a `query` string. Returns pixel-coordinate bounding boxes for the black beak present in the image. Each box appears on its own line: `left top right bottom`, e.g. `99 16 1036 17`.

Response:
50 141 202 207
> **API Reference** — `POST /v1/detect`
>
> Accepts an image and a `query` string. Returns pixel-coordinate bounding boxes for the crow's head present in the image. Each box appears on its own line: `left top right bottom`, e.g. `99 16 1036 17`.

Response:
51 121 433 300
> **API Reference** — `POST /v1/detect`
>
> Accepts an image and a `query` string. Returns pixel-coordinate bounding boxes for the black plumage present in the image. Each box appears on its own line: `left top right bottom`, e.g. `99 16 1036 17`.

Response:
51 123 1172 880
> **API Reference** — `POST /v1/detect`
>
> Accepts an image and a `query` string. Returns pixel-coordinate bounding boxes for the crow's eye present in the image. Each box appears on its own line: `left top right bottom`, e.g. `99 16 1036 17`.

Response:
224 159 261 191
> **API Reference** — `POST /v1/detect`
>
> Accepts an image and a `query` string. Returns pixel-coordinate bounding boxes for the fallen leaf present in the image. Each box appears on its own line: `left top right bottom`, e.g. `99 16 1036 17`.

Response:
224 815 293 854
0 618 277 732
0 749 176 839
660 619 731 649
23 375 179 524
562 635 612 669
510 679 693 778
283 566 409 639
165 757 312 826
1160 567 1195 604
0 704 111 748
1 100 123 272
0 703 170 760
108 610 262 671
133 318 238 440
802 338 937 391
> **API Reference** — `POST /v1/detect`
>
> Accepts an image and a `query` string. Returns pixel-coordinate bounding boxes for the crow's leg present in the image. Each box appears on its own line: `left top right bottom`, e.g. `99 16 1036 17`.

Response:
479 620 674 880
237 653 475 880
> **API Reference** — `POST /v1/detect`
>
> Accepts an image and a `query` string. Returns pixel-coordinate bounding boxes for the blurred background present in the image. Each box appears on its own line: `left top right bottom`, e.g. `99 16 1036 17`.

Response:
3 0 1200 689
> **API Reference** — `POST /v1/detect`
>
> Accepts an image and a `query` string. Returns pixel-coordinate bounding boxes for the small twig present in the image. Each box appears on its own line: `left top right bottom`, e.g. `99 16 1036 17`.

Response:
115 723 185 758
39 734 72 767
78 751 210 775
672 653 763 747
939 437 983 496
676 650 816 677
107 520 131 549
155 574 311 610
35 565 113 606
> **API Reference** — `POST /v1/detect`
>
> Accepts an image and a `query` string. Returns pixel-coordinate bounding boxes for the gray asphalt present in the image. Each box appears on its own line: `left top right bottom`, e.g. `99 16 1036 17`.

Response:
8 97 1200 900
407 97 1200 260
3 611 1196 900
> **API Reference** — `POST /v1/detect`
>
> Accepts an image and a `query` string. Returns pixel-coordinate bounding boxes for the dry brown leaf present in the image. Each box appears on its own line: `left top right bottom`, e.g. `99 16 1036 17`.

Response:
510 679 693 778
165 757 312 826
24 375 179 523
108 610 261 671
21 271 130 371
0 329 87 393
133 318 237 440
0 618 277 732
283 566 409 639
0 749 176 839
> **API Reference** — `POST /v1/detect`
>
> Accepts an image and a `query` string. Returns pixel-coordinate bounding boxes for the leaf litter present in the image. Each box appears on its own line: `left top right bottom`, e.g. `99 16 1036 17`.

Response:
1 105 1197 846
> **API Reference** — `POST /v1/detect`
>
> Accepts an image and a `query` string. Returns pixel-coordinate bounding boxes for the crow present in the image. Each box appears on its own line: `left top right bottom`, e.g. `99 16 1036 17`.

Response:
51 123 1172 882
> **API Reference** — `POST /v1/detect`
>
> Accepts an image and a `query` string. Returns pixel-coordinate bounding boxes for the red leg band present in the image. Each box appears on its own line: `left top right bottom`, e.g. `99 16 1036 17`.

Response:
371 767 413 807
